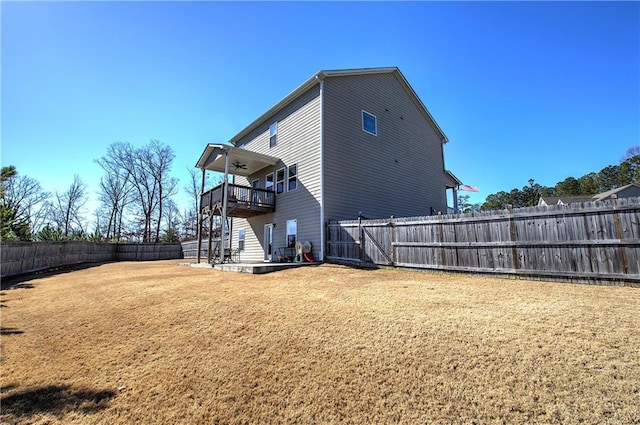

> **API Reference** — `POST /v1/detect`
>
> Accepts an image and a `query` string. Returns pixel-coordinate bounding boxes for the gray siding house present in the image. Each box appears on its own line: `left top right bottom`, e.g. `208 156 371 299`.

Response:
196 67 457 263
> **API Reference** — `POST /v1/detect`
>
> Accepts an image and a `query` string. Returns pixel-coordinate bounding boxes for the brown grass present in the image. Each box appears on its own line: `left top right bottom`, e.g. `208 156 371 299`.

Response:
1 261 639 424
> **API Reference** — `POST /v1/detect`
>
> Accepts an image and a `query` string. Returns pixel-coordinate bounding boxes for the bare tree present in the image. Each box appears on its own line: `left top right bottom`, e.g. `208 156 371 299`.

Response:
49 175 88 237
96 140 177 242
96 168 134 240
1 166 50 240
148 140 178 242
160 199 181 242
620 145 640 162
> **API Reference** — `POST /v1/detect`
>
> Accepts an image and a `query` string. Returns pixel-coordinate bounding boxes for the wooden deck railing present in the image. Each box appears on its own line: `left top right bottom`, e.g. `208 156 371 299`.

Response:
200 183 276 217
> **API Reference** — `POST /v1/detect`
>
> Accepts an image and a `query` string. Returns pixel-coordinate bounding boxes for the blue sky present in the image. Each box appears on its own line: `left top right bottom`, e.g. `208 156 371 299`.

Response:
2 1 639 216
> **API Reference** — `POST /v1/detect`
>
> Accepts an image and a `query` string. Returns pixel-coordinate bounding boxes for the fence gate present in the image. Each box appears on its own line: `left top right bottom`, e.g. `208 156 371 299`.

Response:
326 217 394 267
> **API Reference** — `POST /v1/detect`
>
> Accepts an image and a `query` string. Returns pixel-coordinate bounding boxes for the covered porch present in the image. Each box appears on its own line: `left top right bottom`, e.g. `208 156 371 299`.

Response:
195 144 280 264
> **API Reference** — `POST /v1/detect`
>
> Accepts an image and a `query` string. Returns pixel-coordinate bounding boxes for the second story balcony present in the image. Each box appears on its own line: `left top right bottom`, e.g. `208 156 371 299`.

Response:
201 183 276 218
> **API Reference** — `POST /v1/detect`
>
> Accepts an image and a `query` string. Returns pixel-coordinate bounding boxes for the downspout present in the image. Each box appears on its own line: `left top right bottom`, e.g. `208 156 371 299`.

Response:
318 76 325 261
220 150 230 263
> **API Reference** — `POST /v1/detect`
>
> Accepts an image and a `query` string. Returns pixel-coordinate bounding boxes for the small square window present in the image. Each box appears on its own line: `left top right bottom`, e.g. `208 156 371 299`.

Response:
269 122 278 148
362 110 377 136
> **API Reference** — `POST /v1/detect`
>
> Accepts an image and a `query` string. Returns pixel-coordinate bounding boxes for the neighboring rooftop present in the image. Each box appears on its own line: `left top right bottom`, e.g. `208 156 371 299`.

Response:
538 183 640 206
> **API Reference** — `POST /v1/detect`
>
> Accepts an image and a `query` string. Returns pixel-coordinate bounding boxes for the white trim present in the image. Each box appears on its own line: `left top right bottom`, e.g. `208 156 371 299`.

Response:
318 78 325 261
362 110 377 136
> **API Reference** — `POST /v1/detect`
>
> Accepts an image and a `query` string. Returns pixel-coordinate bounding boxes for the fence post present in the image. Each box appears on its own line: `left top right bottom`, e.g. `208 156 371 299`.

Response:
358 216 364 265
508 205 520 273
611 195 630 284
390 216 396 265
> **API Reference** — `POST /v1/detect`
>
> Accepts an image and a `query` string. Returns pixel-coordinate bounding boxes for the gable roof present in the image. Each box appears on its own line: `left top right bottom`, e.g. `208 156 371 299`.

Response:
538 183 640 206
228 67 449 146
593 183 640 201
538 195 594 206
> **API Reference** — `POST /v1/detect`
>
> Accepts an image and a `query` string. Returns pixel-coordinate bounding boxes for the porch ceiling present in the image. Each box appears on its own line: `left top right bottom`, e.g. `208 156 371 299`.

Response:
196 144 279 176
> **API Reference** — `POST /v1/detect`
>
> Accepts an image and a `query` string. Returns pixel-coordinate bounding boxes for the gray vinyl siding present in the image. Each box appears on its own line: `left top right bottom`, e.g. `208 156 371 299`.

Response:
322 73 448 221
230 85 322 262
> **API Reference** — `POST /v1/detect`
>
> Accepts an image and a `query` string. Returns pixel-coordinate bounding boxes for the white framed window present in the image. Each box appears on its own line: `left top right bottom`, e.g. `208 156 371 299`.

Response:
362 110 377 136
269 122 278 148
238 229 246 251
276 168 285 194
286 219 297 248
266 172 274 192
287 164 297 191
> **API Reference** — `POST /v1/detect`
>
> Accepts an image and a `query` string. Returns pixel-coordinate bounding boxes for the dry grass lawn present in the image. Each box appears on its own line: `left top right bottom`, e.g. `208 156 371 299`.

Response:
1 261 639 424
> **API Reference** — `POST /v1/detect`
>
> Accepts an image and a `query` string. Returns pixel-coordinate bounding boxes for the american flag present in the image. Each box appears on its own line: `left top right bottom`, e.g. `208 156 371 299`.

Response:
459 184 479 192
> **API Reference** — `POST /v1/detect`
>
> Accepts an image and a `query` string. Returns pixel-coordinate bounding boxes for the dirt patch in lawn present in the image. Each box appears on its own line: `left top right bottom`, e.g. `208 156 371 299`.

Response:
1 261 638 424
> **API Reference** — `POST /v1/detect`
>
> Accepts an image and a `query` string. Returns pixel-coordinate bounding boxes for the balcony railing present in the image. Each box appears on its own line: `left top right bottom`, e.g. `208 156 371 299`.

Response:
200 183 276 218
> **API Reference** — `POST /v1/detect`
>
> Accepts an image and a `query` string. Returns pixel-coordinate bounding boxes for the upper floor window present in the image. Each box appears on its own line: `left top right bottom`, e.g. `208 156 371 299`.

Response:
266 172 274 192
269 122 278 148
251 178 260 203
275 168 285 193
288 164 298 191
362 110 377 136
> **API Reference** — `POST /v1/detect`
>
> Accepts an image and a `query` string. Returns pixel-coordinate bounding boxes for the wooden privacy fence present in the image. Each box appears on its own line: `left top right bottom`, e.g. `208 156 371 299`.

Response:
181 239 219 260
326 197 640 286
1 242 184 279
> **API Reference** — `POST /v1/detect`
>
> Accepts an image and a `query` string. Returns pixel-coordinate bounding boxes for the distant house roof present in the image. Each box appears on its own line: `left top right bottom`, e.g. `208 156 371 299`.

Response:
538 183 640 206
228 67 449 146
538 195 594 206
593 184 640 201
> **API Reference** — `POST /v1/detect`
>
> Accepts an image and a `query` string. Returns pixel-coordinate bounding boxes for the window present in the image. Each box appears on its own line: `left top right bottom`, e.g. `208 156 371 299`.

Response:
251 179 260 203
276 168 285 194
269 122 278 148
288 164 297 191
286 219 297 248
266 172 274 192
238 229 246 251
362 110 377 136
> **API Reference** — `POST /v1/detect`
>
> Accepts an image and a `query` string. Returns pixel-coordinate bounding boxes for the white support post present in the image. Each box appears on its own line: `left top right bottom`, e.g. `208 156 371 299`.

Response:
220 152 230 263
196 168 206 263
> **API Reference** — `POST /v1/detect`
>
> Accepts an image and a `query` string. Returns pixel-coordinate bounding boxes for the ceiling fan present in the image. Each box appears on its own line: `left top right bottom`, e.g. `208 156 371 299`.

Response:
232 161 247 170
